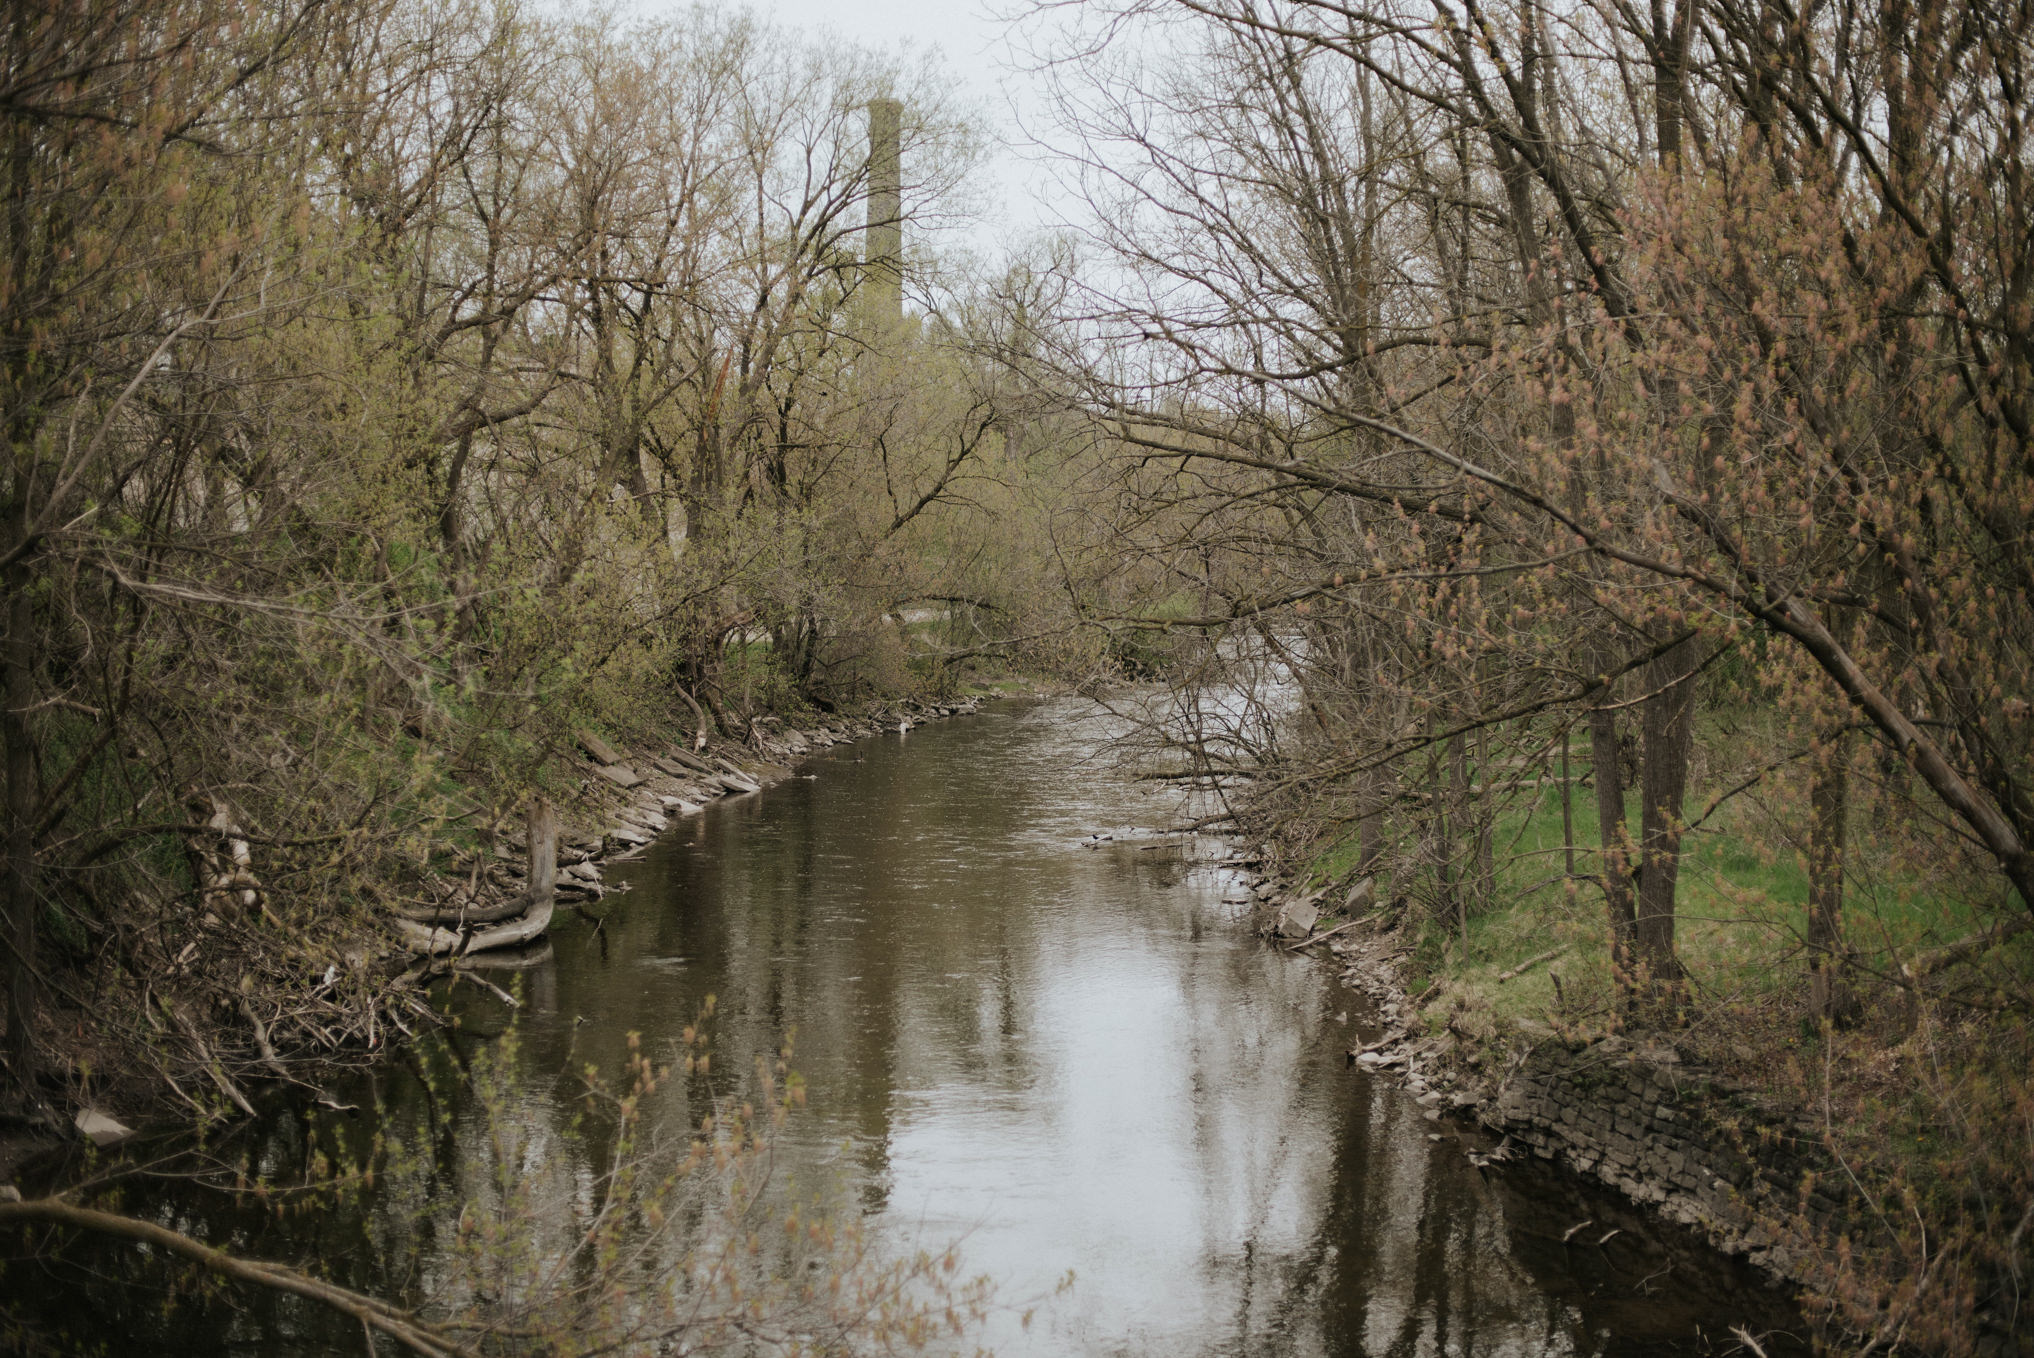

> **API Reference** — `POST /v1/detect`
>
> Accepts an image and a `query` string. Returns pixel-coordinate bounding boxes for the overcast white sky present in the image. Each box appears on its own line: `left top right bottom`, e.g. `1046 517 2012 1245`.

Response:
737 0 1019 80
776 0 1062 254
634 0 1076 260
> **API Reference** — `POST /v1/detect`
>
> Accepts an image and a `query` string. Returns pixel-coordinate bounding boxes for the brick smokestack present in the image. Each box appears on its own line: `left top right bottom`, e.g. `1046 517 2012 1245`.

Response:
864 98 903 323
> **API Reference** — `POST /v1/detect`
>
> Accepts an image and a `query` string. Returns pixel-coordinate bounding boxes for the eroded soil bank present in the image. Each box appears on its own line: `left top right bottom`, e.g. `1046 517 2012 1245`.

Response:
0 694 995 1182
1322 921 1832 1276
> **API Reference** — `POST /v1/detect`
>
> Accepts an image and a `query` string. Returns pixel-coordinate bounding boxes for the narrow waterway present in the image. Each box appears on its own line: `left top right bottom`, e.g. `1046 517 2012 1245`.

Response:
13 696 1802 1355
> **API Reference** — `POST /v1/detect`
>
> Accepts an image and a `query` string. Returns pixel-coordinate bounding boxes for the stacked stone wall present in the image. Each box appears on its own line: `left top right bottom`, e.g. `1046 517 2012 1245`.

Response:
1483 1035 1839 1276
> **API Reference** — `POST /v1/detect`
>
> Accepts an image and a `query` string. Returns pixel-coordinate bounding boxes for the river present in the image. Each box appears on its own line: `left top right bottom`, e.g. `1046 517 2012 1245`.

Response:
9 695 1803 1355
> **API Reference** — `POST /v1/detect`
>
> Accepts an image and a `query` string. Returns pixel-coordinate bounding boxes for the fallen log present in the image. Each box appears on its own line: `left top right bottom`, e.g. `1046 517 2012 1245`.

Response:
1354 1027 1409 1057
396 895 555 957
453 970 521 1008
236 994 291 1081
391 887 543 928
1901 914 2032 981
171 1005 255 1117
1283 907 1388 952
397 799 557 957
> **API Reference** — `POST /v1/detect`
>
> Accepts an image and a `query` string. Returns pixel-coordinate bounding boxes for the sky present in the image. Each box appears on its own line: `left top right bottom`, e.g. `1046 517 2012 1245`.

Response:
636 0 1077 260
782 0 1071 257
739 0 1020 80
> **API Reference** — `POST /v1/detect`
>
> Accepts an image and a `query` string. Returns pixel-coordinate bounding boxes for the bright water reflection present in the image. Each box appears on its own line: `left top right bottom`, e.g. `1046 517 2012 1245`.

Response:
551 696 1796 1356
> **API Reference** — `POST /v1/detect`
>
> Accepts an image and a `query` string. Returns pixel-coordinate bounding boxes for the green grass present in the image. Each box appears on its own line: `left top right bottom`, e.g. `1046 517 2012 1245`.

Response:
1298 832 1368 893
1283 728 2032 1353
1300 768 2009 1042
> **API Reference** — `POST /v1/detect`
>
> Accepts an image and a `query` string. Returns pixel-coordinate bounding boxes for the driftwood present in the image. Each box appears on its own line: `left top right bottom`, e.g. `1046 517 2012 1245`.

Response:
452 970 522 1008
397 800 557 957
1354 1027 1409 1057
236 995 291 1081
393 886 545 928
1282 909 1383 952
172 1004 256 1117
397 905 554 958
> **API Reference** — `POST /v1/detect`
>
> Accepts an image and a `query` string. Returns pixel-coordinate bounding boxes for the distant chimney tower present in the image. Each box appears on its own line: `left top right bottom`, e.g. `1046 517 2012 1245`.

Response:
864 98 903 323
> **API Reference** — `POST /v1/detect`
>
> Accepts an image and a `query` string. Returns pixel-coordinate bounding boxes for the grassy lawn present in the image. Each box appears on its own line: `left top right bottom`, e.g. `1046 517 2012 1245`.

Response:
1293 748 2024 1049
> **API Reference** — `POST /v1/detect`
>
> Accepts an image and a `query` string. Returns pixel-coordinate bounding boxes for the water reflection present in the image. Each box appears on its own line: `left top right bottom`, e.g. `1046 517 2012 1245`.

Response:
535 697 1797 1356
7 697 1801 1355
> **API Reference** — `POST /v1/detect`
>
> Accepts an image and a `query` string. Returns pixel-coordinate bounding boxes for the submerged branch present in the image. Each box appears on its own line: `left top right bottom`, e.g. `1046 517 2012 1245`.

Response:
0 1198 478 1358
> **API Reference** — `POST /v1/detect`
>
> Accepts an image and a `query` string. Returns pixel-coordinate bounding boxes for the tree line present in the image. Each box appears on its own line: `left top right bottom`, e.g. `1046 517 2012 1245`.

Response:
0 0 1087 1103
1017 0 2031 1342
1028 0 2031 1012
5 0 2031 1344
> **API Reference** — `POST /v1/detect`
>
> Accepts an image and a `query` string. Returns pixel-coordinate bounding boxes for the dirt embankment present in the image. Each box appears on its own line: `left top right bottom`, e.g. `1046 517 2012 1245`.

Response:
464 697 986 926
1 695 987 1183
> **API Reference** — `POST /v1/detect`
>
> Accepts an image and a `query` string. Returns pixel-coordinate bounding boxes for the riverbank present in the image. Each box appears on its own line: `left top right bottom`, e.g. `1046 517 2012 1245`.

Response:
5 691 1811 1357
0 686 1023 1184
1229 865 1830 1275
1297 914 1827 1275
1243 866 2034 1355
435 693 994 932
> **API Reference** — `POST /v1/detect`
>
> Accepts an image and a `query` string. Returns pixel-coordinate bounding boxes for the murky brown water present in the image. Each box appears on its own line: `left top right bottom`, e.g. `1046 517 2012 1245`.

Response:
5 696 1804 1355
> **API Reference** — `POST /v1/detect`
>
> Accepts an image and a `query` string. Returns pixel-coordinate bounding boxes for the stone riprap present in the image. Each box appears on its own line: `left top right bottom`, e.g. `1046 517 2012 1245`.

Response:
1486 1034 1839 1277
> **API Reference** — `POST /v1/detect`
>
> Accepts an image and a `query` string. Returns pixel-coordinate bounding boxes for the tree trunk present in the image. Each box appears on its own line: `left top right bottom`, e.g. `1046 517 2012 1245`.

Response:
1590 703 1637 991
525 797 557 907
1560 726 1576 880
1431 732 1458 931
2 561 33 1089
1358 765 1388 871
1450 730 1472 953
1634 634 1697 1008
1474 722 1495 908
1807 731 1856 1024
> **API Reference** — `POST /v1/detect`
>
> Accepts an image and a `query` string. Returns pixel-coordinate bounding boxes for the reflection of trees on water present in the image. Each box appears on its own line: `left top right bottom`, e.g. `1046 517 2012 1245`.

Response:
1165 883 1594 1358
20 699 1796 1354
490 699 1786 1355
